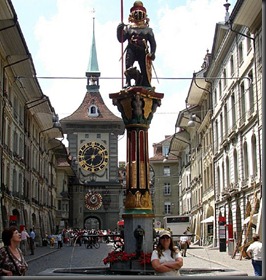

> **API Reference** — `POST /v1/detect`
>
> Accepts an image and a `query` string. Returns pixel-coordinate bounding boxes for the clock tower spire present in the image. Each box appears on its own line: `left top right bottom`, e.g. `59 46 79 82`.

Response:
86 16 100 91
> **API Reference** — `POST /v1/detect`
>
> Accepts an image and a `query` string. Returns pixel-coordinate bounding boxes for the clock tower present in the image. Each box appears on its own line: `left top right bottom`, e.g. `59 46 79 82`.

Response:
60 18 124 230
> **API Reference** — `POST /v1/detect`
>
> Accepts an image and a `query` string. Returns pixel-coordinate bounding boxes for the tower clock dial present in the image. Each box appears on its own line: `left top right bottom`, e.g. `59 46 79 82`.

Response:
78 141 108 172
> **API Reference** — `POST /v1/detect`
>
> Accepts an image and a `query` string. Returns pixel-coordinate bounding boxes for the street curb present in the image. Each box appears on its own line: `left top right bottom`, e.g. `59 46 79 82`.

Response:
187 250 250 276
26 249 58 263
187 251 231 269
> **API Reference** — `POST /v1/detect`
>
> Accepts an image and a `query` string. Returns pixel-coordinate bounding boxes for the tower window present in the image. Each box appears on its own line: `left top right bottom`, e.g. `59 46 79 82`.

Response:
88 105 99 117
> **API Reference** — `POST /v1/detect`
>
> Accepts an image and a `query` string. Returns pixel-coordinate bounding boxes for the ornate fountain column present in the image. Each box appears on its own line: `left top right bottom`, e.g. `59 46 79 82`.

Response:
110 86 164 254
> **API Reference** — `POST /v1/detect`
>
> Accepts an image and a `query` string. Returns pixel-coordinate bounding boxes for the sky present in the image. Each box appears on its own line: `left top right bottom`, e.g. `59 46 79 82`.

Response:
12 0 237 162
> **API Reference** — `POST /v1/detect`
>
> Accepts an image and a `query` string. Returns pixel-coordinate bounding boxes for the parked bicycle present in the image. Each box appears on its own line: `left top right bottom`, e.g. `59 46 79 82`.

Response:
84 235 100 249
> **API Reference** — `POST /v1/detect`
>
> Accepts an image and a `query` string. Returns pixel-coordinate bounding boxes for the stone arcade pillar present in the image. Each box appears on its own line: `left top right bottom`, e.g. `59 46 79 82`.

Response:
110 86 164 254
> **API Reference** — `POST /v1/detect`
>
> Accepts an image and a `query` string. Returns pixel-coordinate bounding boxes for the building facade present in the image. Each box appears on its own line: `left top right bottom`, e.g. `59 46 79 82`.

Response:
151 0 262 250
150 135 180 228
0 1 68 244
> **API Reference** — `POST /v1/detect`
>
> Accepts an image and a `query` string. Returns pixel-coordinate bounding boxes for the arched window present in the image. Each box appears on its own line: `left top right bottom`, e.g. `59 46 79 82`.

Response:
233 149 238 184
88 105 99 117
226 156 230 187
217 166 220 195
243 141 249 179
251 135 257 176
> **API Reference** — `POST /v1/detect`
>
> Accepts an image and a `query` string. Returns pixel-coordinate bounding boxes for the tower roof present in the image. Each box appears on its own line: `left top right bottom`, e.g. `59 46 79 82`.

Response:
86 17 100 91
60 91 123 124
60 15 124 136
87 17 99 74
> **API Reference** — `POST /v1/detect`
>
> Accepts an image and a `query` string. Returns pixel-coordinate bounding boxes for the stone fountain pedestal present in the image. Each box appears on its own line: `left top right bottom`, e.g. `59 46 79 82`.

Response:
110 86 164 263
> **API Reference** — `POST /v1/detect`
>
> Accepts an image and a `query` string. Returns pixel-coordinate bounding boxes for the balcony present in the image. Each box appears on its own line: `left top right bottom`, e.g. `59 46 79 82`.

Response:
228 183 239 193
221 188 229 197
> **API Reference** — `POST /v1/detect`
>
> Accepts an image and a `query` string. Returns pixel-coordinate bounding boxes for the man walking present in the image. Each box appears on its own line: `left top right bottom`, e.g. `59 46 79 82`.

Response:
29 228 36 255
20 226 30 255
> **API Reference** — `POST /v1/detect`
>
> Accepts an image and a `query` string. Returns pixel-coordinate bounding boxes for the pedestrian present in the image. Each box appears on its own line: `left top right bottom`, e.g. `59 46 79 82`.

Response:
49 236 55 248
117 1 156 88
0 226 28 276
246 233 262 276
20 226 29 256
151 230 183 276
57 232 63 249
29 228 35 255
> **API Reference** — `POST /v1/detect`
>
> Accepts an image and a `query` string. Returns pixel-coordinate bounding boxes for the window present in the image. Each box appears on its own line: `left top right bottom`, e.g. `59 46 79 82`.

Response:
214 89 217 105
88 104 99 117
231 93 236 125
224 104 228 135
238 42 243 65
218 80 222 99
243 142 249 179
251 135 257 176
246 32 252 53
240 82 246 121
226 156 230 187
163 183 171 195
215 120 219 151
58 200 62 210
223 68 227 87
233 149 238 184
222 162 225 190
164 202 171 214
163 145 169 156
13 169 17 193
230 55 234 76
217 166 220 195
248 70 254 113
19 136 23 158
163 166 170 176
13 131 18 155
258 32 262 61
220 113 224 141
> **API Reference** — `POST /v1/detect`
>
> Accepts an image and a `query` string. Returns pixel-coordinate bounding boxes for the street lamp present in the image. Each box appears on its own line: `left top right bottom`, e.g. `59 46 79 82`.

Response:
187 114 201 127
163 152 182 162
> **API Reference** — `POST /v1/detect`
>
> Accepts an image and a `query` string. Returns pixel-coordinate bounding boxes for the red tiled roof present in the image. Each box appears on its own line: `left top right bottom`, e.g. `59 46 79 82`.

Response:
60 91 122 123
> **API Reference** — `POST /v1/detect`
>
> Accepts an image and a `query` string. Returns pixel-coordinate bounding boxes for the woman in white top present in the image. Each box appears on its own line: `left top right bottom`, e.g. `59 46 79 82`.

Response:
151 230 183 276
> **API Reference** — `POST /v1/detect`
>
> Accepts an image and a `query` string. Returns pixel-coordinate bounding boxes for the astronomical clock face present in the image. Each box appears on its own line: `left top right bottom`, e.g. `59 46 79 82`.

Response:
78 141 108 172
84 192 102 210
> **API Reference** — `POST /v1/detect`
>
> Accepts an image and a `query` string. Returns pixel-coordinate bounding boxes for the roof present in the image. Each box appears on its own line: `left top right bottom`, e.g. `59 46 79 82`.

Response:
60 91 123 124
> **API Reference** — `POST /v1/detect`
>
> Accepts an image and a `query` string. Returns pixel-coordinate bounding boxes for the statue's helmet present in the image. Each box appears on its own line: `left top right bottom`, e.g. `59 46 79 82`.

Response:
130 1 146 22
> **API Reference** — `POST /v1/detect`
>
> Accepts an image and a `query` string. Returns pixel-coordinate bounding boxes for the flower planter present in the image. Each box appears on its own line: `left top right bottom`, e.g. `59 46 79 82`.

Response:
110 261 131 271
131 260 153 271
105 251 153 273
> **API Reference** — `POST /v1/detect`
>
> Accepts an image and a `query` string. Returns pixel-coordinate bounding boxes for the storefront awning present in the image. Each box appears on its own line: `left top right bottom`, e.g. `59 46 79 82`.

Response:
200 216 214 224
243 214 258 225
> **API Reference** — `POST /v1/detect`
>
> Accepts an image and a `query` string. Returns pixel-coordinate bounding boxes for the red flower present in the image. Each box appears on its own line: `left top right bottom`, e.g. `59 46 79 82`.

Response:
138 252 152 265
103 251 152 266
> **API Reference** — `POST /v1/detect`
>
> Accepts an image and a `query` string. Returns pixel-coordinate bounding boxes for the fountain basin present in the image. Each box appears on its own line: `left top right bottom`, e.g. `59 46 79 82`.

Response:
38 266 248 277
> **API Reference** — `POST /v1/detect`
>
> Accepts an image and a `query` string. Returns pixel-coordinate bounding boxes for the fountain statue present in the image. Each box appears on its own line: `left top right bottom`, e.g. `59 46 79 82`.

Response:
110 1 163 269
